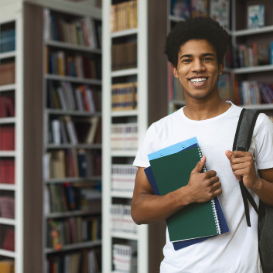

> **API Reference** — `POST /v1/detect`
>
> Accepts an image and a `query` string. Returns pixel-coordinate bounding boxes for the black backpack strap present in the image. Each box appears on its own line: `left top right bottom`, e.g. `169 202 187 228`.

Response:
233 109 260 227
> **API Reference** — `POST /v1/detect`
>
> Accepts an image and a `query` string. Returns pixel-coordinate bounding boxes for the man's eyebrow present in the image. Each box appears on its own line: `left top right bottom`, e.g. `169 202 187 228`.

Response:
180 53 215 59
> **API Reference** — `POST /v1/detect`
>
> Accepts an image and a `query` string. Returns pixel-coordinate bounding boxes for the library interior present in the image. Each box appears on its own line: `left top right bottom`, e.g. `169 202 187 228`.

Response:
0 0 272 272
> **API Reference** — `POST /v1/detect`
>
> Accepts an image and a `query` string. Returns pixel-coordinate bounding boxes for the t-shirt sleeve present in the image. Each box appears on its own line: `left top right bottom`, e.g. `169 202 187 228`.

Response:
133 124 156 168
254 114 273 170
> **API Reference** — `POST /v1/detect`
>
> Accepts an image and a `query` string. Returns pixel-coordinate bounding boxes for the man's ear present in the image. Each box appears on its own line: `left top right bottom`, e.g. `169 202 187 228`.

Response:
172 64 179 78
218 61 224 76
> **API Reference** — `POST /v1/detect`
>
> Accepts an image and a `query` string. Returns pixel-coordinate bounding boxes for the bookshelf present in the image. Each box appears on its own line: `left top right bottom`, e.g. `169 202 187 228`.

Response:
0 4 23 273
41 4 103 273
168 0 273 116
103 0 168 272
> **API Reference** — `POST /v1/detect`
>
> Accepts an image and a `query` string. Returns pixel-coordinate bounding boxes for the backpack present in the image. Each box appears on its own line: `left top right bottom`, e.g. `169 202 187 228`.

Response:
233 108 273 273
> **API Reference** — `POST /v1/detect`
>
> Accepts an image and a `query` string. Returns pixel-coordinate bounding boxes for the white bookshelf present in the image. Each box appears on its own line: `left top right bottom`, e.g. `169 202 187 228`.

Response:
0 5 24 273
103 0 149 272
41 4 103 273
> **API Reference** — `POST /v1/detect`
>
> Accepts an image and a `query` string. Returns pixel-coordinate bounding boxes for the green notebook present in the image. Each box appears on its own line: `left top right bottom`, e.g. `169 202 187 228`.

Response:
150 146 220 242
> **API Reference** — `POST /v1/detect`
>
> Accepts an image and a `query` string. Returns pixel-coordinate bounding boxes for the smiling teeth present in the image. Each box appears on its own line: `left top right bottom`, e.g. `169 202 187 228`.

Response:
190 78 207 83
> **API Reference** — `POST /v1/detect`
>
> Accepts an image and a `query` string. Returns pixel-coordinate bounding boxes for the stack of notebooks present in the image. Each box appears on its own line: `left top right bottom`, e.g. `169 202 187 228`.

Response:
145 137 229 250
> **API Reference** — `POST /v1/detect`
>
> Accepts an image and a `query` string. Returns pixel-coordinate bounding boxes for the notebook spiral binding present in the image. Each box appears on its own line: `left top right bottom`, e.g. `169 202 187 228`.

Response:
197 147 221 235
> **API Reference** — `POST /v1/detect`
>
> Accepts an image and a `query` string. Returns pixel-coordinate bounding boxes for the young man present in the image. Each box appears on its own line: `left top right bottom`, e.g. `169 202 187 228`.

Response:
131 17 273 273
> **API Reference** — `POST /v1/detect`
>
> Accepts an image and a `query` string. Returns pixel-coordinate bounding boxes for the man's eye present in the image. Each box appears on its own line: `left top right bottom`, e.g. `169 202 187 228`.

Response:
183 59 192 63
204 58 213 61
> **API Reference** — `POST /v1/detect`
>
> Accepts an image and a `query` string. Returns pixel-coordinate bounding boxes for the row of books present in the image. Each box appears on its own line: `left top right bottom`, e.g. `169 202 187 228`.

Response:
0 196 14 219
234 43 272 68
111 42 137 71
47 216 101 249
49 116 101 145
0 95 15 117
44 9 101 49
1 228 14 251
113 244 137 273
0 63 15 86
45 183 101 214
234 81 273 106
111 82 138 111
0 126 15 150
0 29 16 53
111 123 138 151
43 149 101 179
46 249 100 273
111 164 137 192
110 1 137 32
111 204 137 234
47 81 101 112
0 160 15 184
0 260 15 273
47 50 101 79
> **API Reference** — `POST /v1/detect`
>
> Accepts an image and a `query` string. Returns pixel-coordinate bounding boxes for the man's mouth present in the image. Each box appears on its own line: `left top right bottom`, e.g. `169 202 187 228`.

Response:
189 77 208 86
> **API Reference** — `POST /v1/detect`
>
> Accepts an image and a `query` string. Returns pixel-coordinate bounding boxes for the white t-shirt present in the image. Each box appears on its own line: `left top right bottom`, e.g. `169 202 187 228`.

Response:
133 102 273 273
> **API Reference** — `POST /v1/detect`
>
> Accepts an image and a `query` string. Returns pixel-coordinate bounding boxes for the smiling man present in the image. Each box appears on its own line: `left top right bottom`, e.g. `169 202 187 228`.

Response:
131 17 273 273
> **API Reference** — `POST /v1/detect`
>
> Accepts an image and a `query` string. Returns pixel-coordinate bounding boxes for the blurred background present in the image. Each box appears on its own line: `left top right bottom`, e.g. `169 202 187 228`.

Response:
0 0 271 272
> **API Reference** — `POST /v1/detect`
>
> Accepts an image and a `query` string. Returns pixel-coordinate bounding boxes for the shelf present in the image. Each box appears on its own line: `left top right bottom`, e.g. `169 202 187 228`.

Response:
0 51 16 60
111 110 138 117
45 240 102 254
0 84 16 92
46 109 101 116
46 208 101 219
0 151 16 157
0 184 16 191
233 65 273 74
239 104 273 110
111 28 138 38
45 176 102 184
111 232 138 240
45 40 102 54
111 68 138 78
46 143 102 149
45 74 102 85
223 67 232 73
111 191 133 199
0 117 16 124
170 100 186 105
0 249 16 258
0 218 16 225
111 151 137 157
168 15 185 22
234 25 273 36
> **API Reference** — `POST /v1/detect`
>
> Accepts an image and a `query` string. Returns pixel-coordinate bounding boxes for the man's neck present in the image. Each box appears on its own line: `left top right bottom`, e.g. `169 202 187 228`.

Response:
183 96 231 121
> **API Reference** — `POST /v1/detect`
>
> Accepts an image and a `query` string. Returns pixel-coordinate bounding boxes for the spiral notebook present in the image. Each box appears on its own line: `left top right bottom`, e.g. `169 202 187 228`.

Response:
148 138 223 243
145 165 229 250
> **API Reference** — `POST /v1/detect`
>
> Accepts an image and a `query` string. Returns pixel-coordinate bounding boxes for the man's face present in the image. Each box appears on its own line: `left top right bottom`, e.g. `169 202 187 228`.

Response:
172 39 224 100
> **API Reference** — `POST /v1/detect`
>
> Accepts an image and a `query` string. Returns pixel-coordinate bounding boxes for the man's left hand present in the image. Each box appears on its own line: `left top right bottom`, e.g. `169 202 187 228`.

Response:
225 150 261 190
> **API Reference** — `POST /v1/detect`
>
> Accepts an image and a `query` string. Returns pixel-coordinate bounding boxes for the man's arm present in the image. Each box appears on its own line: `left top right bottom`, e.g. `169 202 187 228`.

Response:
131 156 222 225
226 150 273 206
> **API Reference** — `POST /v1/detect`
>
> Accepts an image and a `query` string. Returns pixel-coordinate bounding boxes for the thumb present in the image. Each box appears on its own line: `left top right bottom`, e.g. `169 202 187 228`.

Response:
192 156 206 174
225 150 233 161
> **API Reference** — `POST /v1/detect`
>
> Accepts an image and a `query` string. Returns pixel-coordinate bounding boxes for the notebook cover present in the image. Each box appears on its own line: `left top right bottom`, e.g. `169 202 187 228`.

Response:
144 166 229 250
150 146 220 242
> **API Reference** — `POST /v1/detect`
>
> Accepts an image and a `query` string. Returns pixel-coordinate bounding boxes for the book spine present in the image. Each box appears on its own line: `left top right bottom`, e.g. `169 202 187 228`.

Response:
197 146 221 235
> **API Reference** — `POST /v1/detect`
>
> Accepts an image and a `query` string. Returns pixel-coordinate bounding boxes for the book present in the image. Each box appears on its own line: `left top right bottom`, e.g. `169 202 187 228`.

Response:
148 138 222 242
170 0 191 19
248 5 265 29
145 164 229 250
0 260 15 273
191 0 209 18
210 0 230 29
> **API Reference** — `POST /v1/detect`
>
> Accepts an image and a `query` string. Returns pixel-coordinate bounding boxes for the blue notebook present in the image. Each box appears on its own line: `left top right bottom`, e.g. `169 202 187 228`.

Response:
145 139 229 250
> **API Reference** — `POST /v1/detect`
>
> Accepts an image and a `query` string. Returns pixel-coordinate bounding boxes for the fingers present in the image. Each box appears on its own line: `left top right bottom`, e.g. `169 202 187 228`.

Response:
225 150 232 160
206 170 217 178
213 188 222 197
211 181 221 192
191 156 206 174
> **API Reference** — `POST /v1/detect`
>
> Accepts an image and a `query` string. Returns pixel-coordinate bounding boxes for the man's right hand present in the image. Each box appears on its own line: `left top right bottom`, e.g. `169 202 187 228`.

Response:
185 156 222 203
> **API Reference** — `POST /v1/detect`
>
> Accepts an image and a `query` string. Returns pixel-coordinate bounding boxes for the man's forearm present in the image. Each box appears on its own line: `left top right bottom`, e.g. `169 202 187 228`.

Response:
251 177 273 206
131 186 192 225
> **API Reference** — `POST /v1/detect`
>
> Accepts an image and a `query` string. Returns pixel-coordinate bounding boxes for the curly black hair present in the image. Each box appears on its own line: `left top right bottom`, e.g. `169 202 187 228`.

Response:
165 17 230 68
